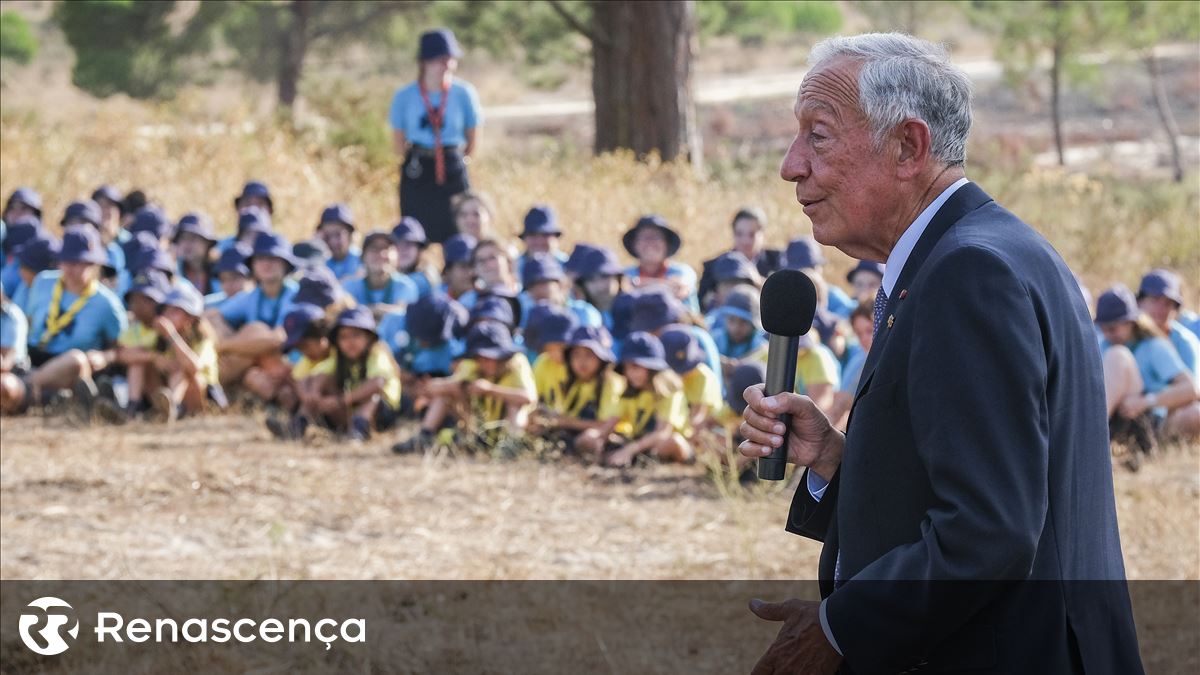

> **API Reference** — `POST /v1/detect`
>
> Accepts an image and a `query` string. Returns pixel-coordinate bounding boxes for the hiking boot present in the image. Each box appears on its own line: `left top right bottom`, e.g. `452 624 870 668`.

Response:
94 398 129 425
392 428 434 454
68 379 99 424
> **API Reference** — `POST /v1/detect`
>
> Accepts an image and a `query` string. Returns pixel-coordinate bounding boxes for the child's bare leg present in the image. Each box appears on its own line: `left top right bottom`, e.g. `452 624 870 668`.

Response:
504 404 530 431
652 432 694 463
28 350 89 392
173 370 206 414
242 367 275 401
0 372 26 413
127 362 147 406
421 395 453 432
1102 346 1143 418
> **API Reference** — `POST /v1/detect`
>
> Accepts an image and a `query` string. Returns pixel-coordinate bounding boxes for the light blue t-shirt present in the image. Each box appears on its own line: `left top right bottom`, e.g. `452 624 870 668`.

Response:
711 324 769 360
1 263 21 298
1168 320 1200 377
388 79 482 148
1104 337 1187 400
11 279 31 318
218 281 299 330
406 270 435 299
105 241 126 273
1179 311 1200 343
839 348 868 394
1 300 29 370
827 285 856 318
344 273 420 308
326 252 363 282
26 270 127 355
516 295 604 331
625 262 700 312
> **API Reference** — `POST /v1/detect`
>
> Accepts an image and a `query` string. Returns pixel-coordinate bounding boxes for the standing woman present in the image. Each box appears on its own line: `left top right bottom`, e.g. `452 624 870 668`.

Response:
390 28 483 245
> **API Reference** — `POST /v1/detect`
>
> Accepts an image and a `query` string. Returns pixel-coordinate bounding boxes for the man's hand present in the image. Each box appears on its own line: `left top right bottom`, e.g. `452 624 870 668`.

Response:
748 598 842 675
738 385 844 481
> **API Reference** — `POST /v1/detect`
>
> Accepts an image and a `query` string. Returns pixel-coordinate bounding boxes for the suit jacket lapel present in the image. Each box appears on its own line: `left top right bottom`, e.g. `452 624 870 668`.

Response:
852 182 994 402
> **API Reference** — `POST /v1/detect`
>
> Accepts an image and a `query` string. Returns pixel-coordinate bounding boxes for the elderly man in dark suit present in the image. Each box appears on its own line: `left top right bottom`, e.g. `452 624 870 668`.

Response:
738 33 1142 674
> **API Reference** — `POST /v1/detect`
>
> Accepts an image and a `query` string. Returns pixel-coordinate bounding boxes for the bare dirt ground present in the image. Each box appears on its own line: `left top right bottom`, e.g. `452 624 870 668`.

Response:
1 414 1196 581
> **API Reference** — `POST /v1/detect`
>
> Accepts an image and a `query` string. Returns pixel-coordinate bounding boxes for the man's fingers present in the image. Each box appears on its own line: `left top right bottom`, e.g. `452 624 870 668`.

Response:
749 598 792 622
742 384 766 410
744 406 786 436
739 422 782 452
739 439 772 459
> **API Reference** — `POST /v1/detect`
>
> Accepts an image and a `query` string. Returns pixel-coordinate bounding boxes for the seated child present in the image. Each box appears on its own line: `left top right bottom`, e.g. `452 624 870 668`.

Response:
523 302 579 406
440 234 478 301
265 304 333 439
536 325 625 449
315 203 362 281
392 217 439 298
712 287 768 378
342 230 419 317
661 325 725 441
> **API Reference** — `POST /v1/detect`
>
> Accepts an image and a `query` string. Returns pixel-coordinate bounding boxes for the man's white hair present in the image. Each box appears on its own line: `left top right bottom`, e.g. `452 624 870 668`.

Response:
808 33 973 167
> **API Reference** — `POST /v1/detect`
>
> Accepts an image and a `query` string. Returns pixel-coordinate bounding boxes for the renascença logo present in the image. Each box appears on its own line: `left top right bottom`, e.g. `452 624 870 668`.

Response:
19 596 80 655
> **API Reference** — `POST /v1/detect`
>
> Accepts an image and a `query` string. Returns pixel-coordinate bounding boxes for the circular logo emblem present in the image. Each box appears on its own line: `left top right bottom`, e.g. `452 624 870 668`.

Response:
19 596 80 655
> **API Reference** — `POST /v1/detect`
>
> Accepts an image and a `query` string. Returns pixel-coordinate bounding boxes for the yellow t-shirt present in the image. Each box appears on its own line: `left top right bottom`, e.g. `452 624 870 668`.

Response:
118 321 159 350
532 353 570 409
454 353 538 423
191 337 220 388
681 363 724 412
616 385 689 438
292 354 330 381
553 370 625 422
309 343 403 409
754 344 841 393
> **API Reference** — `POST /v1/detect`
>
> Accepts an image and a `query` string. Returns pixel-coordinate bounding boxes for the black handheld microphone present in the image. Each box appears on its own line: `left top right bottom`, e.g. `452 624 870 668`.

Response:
757 269 818 480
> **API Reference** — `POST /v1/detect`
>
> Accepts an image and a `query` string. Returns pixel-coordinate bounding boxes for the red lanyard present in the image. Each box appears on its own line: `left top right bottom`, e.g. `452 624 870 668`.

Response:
419 78 452 185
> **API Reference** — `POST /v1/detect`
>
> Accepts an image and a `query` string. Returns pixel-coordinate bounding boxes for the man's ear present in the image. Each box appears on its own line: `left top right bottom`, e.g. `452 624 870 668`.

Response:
895 119 932 180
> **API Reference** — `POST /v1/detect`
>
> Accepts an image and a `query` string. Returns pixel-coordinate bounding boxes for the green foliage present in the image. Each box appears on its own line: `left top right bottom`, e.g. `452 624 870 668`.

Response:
1105 1 1200 50
698 1 842 43
0 11 38 64
968 0 1110 86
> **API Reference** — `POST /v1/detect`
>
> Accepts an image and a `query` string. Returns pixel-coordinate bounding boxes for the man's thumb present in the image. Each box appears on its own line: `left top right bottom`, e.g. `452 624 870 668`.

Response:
749 598 789 622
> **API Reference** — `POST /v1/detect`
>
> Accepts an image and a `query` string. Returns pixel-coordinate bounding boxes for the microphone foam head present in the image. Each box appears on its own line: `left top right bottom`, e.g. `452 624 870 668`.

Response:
759 269 817 337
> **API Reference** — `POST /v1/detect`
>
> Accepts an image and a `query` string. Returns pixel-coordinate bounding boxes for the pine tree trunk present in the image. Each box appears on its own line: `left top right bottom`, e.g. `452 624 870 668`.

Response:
277 1 310 110
591 0 701 169
1145 49 1184 183
1049 0 1065 166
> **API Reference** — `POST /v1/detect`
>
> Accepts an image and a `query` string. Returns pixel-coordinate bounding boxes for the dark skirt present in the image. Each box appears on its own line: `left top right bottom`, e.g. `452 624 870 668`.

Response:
399 148 469 245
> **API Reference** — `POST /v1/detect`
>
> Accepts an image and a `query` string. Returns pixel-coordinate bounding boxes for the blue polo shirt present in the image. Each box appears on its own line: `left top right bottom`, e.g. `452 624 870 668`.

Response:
711 324 769 360
344 274 420 308
625 262 700 312
1168 320 1200 377
1 300 29 370
218 281 299 330
1104 337 1187 401
326 252 363 282
516 295 603 331
388 79 482 148
827 285 856 318
1 264 21 298
10 279 31 317
406 270 434 298
26 271 127 355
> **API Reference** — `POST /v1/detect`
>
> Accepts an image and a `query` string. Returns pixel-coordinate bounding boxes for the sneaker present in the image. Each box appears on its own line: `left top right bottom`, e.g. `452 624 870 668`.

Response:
348 416 371 442
148 388 178 424
69 379 98 424
267 414 309 441
94 398 129 425
392 428 434 454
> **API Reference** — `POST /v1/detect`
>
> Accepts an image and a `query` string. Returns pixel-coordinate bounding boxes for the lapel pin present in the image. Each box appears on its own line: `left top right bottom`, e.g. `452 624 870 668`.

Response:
899 289 908 299
887 315 895 329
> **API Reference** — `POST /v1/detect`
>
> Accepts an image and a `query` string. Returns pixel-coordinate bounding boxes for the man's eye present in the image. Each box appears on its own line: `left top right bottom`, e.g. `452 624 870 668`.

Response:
809 132 826 143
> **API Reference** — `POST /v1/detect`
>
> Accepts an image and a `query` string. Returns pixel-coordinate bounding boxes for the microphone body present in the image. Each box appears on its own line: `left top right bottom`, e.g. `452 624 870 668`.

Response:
758 333 799 480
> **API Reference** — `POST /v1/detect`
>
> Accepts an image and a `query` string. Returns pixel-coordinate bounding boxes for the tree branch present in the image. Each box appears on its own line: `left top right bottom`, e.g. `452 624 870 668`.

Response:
309 3 402 42
547 0 606 47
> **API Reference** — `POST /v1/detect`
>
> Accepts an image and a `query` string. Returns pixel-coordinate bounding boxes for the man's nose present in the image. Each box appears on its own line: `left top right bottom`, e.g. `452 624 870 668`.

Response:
780 138 809 183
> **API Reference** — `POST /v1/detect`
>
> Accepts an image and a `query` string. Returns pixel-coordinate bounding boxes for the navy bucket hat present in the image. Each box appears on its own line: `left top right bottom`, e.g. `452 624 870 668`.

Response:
574 246 625 279
125 270 171 305
332 306 379 341
15 236 61 273
91 185 122 205
619 331 670 372
61 200 103 227
564 244 601 277
293 238 332 268
722 287 761 329
442 233 477 267
520 205 562 238
629 287 685 334
174 212 218 245
1137 269 1184 307
161 284 205 318
392 217 428 247
568 324 616 364
249 232 297 273
282 304 327 351
2 217 42 256
726 361 767 415
5 187 42 217
418 28 464 61
470 293 519 329
214 243 252 277
130 206 173 241
524 302 578 352
237 208 273 241
132 245 177 277
521 252 565 288
59 226 109 266
294 266 341 308
465 322 518 361
407 292 469 344
711 251 759 285
318 203 355 231
784 237 826 271
623 214 681 259
362 229 396 252
234 180 273 213
1095 285 1141 325
660 325 705 375
846 260 885 284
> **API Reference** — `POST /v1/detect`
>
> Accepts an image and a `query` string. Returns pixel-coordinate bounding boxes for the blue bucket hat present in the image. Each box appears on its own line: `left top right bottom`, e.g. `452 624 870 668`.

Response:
332 306 379 341
15 235 61 273
407 292 469 344
568 324 616 364
564 244 601 276
573 245 625 279
249 231 297 273
391 217 428 247
214 243 252 277
520 205 562 238
2 216 42 256
130 206 173 241
91 185 122 205
118 190 148 217
465 321 518 360
610 290 639 342
362 229 397 252
619 332 670 372
418 28 464 61
121 231 162 270
726 361 767 415
1137 269 1184 307
132 245 177 277
294 266 341 308
722 287 761 329
711 251 759 285
237 208 273 241
524 302 579 352
623 214 681 259
282 304 327 351
293 238 331 268
234 180 273 213
846 260 885 284
161 284 205 317
174 212 217 245
5 187 42 217
630 287 685 334
470 293 518 329
59 226 109 266
1095 285 1141 324
660 325 705 375
61 200 102 227
521 251 565 288
125 270 171 305
317 203 354 231
784 237 826 270
442 233 477 267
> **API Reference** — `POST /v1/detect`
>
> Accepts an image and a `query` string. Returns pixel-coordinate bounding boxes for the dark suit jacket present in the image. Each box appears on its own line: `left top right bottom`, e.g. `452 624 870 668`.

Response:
786 183 1143 674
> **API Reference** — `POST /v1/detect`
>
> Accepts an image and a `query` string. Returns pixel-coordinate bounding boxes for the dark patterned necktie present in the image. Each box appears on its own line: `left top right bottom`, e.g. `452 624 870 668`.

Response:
873 286 888 335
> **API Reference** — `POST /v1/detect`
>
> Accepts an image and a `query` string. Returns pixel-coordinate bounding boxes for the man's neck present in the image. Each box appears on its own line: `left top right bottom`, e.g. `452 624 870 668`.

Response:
877 166 966 261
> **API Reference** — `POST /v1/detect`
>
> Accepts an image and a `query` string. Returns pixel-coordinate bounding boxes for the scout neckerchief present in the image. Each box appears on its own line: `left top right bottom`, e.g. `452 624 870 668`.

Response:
562 378 599 419
419 77 451 185
40 277 98 347
631 390 657 437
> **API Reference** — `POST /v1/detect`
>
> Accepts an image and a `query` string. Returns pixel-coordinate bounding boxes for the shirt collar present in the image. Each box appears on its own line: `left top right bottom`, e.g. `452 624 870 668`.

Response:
882 177 970 297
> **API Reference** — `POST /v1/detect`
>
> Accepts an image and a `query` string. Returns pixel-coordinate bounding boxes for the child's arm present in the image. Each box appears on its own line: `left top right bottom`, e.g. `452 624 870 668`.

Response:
687 403 711 434
0 347 12 373
424 375 466 398
343 377 385 407
609 419 673 466
547 413 609 433
216 327 285 356
114 346 156 366
467 379 536 409
155 317 202 377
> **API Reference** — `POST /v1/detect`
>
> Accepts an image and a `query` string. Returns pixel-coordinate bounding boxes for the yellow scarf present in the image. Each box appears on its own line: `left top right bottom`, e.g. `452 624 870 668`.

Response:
40 278 99 347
